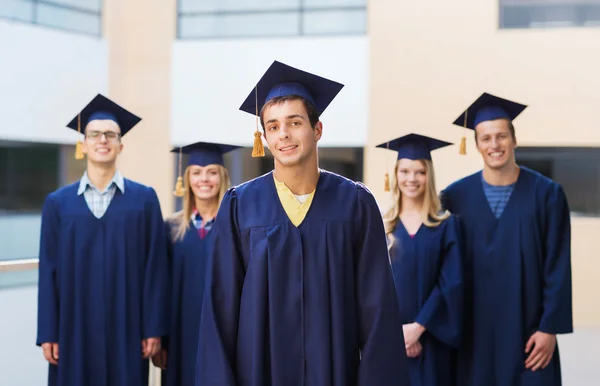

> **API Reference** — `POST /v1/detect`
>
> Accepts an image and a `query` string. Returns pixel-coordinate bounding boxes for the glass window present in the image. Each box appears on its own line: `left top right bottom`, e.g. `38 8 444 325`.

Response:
48 0 102 11
0 142 60 213
303 0 366 8
36 3 101 35
0 0 34 23
178 0 367 38
500 0 600 29
180 0 299 13
180 11 300 38
0 0 102 36
516 147 600 216
302 9 366 35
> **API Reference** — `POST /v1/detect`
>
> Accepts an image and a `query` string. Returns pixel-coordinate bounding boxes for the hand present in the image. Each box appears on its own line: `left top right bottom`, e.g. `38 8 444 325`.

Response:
152 348 168 370
42 342 59 365
525 331 556 371
403 322 426 349
142 337 161 359
406 340 423 358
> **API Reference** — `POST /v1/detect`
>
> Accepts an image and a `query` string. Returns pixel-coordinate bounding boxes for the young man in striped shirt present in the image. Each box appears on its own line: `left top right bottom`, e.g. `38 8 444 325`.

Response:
441 93 573 386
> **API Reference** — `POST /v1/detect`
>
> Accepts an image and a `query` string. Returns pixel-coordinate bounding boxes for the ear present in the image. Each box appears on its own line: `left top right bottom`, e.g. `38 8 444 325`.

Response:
314 121 323 141
118 142 124 154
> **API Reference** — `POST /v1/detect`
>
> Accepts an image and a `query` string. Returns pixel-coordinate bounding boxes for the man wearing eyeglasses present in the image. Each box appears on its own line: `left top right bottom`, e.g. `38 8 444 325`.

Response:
36 94 169 386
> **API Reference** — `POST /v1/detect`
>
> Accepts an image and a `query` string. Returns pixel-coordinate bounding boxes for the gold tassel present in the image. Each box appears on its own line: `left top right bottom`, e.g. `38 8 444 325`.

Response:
384 172 390 192
252 130 265 158
173 176 185 197
459 110 468 155
251 85 265 158
75 140 84 159
459 136 467 155
173 147 185 197
75 113 84 159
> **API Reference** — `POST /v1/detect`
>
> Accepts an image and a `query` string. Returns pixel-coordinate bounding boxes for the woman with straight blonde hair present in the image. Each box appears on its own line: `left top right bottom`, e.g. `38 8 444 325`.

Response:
152 141 240 386
378 133 463 386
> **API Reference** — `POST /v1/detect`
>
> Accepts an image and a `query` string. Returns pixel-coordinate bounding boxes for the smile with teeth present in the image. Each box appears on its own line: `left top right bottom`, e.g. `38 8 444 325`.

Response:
96 148 110 153
489 151 504 158
197 186 213 191
279 145 298 152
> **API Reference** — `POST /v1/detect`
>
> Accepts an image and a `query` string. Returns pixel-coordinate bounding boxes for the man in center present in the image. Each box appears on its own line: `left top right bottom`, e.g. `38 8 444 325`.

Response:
196 61 409 386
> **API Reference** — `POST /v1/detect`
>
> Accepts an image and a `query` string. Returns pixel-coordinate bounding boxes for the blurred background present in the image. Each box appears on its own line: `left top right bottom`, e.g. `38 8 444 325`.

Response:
1 0 599 384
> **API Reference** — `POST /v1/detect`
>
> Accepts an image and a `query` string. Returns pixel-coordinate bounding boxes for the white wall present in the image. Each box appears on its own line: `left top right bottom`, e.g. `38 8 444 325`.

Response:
0 285 48 386
172 36 369 148
0 20 108 145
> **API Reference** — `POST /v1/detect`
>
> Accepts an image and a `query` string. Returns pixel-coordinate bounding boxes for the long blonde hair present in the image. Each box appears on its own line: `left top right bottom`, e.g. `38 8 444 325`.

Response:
168 164 231 242
382 159 449 249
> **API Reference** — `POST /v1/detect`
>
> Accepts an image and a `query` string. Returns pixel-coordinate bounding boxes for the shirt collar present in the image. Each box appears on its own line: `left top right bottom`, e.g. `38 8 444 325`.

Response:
77 170 125 195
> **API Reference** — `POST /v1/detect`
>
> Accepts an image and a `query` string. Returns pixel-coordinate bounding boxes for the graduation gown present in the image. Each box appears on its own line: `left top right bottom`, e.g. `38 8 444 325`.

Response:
441 167 572 386
196 170 410 386
163 219 212 386
36 180 169 386
389 217 463 386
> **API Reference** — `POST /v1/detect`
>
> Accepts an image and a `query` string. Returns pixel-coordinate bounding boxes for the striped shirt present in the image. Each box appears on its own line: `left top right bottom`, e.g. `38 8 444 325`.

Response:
482 174 515 219
77 170 125 219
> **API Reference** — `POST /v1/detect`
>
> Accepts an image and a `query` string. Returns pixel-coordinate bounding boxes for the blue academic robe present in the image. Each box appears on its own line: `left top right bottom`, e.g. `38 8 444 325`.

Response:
441 167 572 386
389 216 463 386
36 180 169 386
162 219 212 386
196 170 410 386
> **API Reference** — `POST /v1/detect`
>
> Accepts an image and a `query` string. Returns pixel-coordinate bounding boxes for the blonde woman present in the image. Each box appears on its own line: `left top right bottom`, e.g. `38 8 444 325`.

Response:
378 133 463 386
152 141 240 386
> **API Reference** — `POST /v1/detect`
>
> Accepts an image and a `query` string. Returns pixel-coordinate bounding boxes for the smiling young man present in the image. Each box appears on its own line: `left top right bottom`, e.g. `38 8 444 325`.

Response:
195 61 409 386
441 93 573 386
36 94 169 386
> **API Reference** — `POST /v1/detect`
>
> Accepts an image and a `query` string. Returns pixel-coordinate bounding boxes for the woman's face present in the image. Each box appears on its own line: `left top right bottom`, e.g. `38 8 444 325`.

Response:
396 158 427 200
188 164 222 201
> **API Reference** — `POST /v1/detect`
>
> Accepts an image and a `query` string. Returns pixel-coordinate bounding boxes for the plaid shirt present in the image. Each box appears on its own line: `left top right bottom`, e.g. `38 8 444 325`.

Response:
191 209 215 239
77 170 125 219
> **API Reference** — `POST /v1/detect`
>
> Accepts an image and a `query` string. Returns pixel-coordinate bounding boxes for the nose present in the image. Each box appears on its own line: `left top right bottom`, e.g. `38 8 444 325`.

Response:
98 134 109 143
278 125 291 140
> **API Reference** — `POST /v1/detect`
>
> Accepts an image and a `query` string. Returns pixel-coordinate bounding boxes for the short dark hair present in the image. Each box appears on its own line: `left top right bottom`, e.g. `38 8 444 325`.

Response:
474 119 516 143
259 95 320 131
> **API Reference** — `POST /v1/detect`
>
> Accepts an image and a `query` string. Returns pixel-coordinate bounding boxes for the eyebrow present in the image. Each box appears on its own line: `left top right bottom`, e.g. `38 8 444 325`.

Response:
265 114 306 125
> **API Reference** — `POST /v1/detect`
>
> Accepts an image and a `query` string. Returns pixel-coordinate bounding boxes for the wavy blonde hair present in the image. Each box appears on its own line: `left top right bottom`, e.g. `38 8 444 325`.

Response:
168 164 231 242
382 159 449 249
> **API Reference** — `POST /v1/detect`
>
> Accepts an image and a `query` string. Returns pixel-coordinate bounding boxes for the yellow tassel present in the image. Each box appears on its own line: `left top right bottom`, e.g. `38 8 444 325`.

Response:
75 140 84 159
252 130 265 158
384 173 390 192
459 136 467 155
173 176 185 197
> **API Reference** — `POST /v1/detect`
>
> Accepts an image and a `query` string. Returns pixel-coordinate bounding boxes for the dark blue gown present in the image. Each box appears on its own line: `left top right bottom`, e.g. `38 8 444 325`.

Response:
389 217 463 386
196 170 410 386
36 180 169 386
441 167 572 386
162 218 212 386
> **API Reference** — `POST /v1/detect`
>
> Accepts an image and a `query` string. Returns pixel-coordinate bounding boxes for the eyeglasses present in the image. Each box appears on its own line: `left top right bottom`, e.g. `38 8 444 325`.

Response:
85 130 121 142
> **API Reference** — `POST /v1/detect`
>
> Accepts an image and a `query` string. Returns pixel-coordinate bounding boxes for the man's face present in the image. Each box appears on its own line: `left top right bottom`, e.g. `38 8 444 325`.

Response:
82 119 123 164
475 118 517 171
262 99 322 168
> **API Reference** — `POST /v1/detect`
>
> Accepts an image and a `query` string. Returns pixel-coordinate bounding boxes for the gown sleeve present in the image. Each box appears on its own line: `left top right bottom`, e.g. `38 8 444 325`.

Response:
141 187 170 339
36 195 60 346
414 215 464 348
354 185 410 386
196 188 245 386
538 184 573 334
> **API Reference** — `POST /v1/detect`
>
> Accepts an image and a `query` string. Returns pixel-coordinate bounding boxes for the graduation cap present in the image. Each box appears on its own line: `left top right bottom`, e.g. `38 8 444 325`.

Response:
453 92 527 155
376 133 452 192
66 94 142 160
171 141 242 197
239 60 345 158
